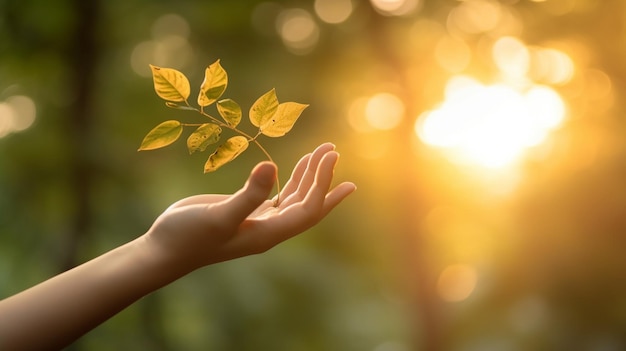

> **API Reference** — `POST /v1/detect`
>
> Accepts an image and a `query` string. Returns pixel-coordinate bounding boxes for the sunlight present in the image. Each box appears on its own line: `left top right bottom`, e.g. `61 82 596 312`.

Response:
0 95 37 138
370 0 421 16
415 76 566 168
130 14 193 77
277 8 319 55
437 264 478 302
365 93 405 130
314 0 353 24
348 92 405 132
448 0 502 34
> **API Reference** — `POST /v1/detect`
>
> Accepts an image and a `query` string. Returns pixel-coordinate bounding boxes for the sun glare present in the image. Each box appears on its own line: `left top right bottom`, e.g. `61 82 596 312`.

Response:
415 76 566 168
415 34 571 169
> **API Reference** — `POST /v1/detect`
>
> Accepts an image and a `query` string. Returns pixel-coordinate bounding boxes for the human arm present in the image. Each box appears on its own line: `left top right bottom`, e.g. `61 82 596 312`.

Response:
0 142 356 351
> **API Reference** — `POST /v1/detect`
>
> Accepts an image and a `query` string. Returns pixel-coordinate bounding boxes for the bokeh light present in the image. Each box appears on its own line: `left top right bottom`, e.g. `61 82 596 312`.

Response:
314 0 353 24
348 92 405 132
492 36 529 80
434 36 472 73
0 95 37 138
276 8 320 55
130 13 194 77
3 1 626 350
365 93 405 131
437 264 478 302
151 13 190 40
528 47 575 85
415 77 566 168
370 0 421 17
448 0 503 34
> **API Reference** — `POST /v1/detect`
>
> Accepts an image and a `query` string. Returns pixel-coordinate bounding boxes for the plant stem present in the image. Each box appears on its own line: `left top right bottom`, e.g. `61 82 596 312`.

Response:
188 106 282 205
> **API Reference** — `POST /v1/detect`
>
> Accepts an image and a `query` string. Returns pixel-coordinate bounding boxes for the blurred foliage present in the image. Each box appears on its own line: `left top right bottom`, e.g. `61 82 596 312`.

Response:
2 0 626 350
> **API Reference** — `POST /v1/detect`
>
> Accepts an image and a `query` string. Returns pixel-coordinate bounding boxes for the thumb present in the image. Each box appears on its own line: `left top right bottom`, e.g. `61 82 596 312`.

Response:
222 162 277 224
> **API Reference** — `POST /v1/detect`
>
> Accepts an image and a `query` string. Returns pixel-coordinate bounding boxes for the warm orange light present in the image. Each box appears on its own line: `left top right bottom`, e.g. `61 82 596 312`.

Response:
437 264 478 302
415 76 566 168
348 93 405 132
0 95 37 138
277 9 320 55
314 0 353 24
434 36 472 73
448 0 503 34
130 14 193 77
370 0 421 16
365 93 405 130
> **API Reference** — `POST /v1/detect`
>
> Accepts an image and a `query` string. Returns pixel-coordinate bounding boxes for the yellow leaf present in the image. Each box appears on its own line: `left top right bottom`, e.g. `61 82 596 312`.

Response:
150 65 191 102
187 123 222 154
260 102 308 137
249 88 278 128
165 102 196 111
198 60 228 107
217 99 242 127
138 120 183 151
204 136 249 173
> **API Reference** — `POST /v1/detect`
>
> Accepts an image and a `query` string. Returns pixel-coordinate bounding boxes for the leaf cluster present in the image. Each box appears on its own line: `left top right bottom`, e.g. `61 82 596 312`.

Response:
138 60 308 174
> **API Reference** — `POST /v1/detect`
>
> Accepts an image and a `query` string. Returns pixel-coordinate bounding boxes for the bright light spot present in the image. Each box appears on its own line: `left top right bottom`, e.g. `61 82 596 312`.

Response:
130 14 194 77
435 36 472 73
0 95 37 138
0 104 14 138
415 76 566 168
347 97 373 133
448 0 502 34
130 35 193 77
151 13 190 39
529 47 575 85
314 0 353 24
365 93 405 130
277 9 320 55
370 0 421 17
525 86 566 132
493 36 529 79
437 264 478 302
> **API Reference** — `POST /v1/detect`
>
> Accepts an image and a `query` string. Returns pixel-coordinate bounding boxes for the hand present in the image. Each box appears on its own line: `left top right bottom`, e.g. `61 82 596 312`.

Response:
143 142 356 271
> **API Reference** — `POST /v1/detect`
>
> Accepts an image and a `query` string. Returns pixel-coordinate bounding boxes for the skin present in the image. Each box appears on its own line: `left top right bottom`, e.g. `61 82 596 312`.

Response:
0 142 356 351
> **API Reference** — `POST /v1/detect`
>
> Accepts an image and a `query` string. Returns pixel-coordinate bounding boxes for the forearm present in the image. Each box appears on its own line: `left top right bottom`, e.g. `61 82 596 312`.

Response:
0 236 188 351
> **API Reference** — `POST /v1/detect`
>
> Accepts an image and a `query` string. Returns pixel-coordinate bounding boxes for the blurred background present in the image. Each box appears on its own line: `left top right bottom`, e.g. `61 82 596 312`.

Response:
2 0 626 350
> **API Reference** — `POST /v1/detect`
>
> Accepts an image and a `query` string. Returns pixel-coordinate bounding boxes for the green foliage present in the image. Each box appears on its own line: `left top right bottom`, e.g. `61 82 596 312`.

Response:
139 60 308 181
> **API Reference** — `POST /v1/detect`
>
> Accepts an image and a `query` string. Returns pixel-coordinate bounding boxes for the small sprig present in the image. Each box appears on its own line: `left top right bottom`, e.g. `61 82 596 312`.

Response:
138 60 308 203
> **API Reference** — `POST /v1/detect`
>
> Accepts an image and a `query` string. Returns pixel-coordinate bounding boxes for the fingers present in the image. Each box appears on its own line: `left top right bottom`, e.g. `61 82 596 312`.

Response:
300 151 339 211
321 181 357 216
276 152 311 202
261 150 351 237
279 142 336 208
221 143 355 255
220 162 277 225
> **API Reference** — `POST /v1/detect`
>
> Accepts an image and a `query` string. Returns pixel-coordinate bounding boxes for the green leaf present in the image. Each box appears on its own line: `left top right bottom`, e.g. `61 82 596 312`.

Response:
198 60 228 107
260 102 308 137
204 136 249 173
149 65 190 102
217 99 242 127
138 120 183 151
249 88 278 128
187 123 222 154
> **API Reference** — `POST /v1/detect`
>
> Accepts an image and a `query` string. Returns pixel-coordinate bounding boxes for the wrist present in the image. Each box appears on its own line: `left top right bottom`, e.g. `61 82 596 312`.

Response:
134 234 198 282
